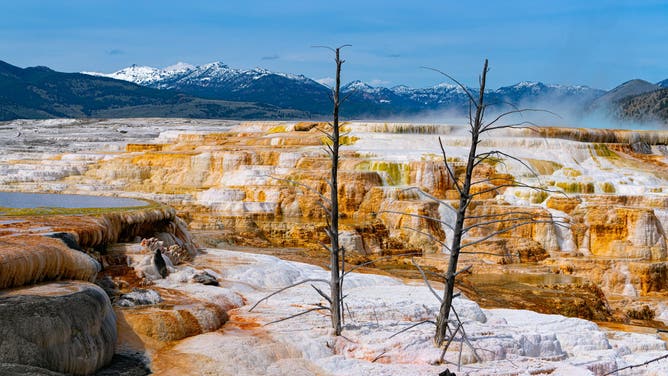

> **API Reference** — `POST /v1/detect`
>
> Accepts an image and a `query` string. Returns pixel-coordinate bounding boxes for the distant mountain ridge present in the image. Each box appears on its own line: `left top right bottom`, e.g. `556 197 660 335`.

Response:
616 88 668 124
589 79 661 110
585 79 668 125
0 60 306 121
85 61 606 118
1 59 665 124
85 62 332 115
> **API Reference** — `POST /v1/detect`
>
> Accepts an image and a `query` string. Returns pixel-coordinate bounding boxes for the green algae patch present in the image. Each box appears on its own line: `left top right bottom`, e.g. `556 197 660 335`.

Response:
592 144 619 159
527 159 563 175
481 156 504 167
530 190 549 204
598 182 616 194
561 168 582 178
0 204 156 217
267 125 288 134
555 181 595 194
320 135 360 146
356 161 409 186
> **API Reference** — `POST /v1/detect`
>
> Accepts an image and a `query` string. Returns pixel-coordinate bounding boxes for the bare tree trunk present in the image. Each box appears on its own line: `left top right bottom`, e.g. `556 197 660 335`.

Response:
250 45 351 336
434 59 488 346
329 47 344 336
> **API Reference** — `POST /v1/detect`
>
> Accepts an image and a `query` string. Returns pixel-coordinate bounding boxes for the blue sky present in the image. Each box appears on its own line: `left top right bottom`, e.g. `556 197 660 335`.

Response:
1 0 667 89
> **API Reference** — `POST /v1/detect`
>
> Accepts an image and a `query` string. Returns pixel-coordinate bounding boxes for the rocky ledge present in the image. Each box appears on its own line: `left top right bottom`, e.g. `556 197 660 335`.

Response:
0 282 116 375
0 203 199 375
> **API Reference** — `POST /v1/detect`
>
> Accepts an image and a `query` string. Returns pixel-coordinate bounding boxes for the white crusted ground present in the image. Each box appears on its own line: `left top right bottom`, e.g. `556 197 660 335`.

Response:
147 249 668 376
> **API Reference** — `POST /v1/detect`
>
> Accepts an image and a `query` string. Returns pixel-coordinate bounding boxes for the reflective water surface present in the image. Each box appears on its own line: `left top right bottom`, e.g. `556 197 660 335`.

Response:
0 192 148 209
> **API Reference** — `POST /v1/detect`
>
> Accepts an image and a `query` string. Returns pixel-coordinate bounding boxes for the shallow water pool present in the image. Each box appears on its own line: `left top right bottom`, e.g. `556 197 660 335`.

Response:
0 192 149 209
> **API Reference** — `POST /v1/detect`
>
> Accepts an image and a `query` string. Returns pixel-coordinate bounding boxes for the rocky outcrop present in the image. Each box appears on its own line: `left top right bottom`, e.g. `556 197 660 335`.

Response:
0 235 100 290
629 262 668 294
474 238 550 264
465 203 560 253
0 282 116 375
0 364 65 376
378 199 445 254
0 208 197 290
0 203 199 375
545 196 581 214
24 120 663 265
119 302 227 343
573 206 666 259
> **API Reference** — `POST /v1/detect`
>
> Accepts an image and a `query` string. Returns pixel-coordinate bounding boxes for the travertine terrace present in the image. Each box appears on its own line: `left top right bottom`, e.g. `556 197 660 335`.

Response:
1 118 668 374
2 118 668 313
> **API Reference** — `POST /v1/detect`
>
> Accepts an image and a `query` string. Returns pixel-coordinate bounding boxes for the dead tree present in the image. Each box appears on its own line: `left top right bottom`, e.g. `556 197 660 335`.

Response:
386 59 562 349
250 44 350 336
430 59 490 346
325 44 348 335
378 61 564 372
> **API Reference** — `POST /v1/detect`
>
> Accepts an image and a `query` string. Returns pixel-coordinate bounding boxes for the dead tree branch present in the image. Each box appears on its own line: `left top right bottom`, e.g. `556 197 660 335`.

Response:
249 278 330 312
266 306 330 326
602 352 668 375
412 258 443 303
389 320 437 339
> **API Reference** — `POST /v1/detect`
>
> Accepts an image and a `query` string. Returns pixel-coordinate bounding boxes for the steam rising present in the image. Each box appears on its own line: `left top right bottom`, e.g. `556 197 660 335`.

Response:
356 95 667 131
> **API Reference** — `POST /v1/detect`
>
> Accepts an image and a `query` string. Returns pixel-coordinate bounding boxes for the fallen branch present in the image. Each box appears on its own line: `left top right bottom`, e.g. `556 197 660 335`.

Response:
372 350 388 363
266 305 330 326
249 278 329 311
603 353 668 376
389 320 437 339
412 258 443 303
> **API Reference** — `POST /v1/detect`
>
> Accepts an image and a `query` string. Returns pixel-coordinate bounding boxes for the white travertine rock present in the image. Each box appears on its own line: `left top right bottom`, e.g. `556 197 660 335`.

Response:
146 249 668 376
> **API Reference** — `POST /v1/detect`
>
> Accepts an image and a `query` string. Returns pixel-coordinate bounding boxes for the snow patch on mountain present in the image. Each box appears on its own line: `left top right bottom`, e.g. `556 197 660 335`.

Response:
164 62 195 73
83 64 169 85
85 61 316 89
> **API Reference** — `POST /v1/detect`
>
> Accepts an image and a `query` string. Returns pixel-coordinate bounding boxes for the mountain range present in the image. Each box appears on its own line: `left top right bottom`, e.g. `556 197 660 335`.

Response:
85 62 610 118
0 61 306 121
0 59 666 125
85 62 332 116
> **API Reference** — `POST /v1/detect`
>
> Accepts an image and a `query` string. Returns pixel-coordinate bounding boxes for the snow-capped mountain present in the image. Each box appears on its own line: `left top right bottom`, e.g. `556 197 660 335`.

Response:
491 81 605 112
495 81 603 99
340 79 603 116
82 62 194 86
85 61 332 115
390 82 476 109
342 80 410 105
84 62 606 118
